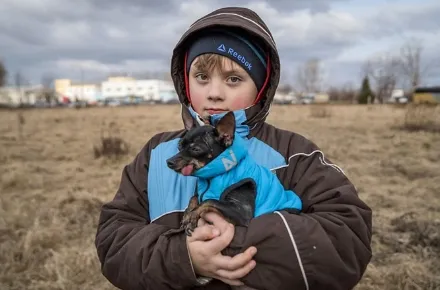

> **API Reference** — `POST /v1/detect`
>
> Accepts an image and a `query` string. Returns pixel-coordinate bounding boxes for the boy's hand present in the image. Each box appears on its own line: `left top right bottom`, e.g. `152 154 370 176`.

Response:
187 213 257 286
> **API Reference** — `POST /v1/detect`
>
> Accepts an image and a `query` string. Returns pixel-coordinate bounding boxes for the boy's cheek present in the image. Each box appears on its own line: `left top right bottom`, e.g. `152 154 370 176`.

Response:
189 98 206 116
230 96 256 110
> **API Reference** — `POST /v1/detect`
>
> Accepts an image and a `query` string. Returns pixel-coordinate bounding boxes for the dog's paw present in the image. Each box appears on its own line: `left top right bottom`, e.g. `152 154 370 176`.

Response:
185 224 194 236
181 210 200 237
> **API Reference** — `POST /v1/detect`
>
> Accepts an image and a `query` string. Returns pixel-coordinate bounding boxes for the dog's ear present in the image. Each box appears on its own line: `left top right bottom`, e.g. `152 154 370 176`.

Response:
215 111 235 147
182 106 204 131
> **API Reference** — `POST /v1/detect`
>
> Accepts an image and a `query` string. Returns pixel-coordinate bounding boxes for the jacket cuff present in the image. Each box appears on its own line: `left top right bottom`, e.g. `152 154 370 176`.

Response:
185 235 213 286
167 229 201 287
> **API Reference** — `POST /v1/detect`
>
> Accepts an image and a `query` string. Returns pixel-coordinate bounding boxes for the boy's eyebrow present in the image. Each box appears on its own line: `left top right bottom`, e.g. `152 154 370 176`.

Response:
192 67 243 76
221 68 243 75
191 67 205 73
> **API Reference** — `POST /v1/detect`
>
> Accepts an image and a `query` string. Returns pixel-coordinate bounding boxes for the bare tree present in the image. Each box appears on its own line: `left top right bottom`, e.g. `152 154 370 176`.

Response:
40 73 58 104
327 83 358 103
295 58 323 94
398 38 437 90
399 40 422 89
278 83 293 94
14 71 25 104
0 59 7 87
363 53 400 103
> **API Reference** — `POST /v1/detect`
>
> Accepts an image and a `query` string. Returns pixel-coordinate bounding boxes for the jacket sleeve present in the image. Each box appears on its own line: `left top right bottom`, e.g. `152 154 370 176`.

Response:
225 136 372 290
94 136 198 290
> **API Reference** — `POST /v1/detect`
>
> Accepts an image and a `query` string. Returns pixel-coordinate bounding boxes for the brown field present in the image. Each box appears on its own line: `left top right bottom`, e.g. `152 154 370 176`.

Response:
1 104 440 290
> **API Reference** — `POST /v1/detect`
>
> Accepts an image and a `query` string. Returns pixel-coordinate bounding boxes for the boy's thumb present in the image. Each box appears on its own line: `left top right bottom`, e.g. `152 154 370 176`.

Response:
212 228 220 236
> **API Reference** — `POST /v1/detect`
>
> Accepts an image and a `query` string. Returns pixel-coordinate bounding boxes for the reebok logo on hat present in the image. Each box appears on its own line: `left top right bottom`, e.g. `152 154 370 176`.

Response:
217 44 226 52
217 43 252 71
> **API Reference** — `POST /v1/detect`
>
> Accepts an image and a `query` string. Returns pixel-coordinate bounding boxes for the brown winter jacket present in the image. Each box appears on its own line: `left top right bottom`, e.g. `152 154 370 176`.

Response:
95 7 372 290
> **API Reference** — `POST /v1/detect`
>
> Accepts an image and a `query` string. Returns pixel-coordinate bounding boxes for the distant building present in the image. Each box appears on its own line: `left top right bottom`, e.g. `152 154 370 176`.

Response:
0 85 42 106
54 76 178 104
313 93 330 104
274 91 298 104
54 79 101 103
101 77 176 102
386 89 409 104
412 86 440 104
292 92 330 104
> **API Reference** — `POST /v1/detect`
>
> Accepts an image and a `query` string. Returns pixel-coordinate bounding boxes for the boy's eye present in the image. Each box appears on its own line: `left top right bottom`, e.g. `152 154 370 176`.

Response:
227 76 241 83
195 74 208 81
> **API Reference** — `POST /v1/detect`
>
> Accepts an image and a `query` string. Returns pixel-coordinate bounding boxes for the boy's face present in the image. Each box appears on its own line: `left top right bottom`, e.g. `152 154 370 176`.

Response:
188 54 258 119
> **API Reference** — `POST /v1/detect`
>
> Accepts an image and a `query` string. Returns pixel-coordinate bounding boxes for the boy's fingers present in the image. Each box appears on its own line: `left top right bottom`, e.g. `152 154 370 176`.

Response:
206 224 234 253
229 247 257 270
202 212 230 229
212 246 257 272
242 246 258 259
215 260 256 281
188 225 220 242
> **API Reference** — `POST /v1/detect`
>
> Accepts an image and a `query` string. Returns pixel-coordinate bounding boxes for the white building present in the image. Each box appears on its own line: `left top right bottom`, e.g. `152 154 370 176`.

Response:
53 76 180 104
274 91 298 104
65 84 102 103
54 79 101 103
386 89 408 103
101 77 177 102
0 85 42 106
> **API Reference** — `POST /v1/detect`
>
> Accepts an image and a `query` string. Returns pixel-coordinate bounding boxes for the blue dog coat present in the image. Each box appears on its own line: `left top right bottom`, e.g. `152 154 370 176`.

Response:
192 134 302 217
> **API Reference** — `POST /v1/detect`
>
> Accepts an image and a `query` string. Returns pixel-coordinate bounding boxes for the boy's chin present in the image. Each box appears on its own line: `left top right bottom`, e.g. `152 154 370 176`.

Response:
199 113 212 123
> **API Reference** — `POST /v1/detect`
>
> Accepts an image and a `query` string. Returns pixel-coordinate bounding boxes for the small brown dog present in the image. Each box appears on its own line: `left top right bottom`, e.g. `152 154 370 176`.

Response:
167 111 302 237
167 112 257 236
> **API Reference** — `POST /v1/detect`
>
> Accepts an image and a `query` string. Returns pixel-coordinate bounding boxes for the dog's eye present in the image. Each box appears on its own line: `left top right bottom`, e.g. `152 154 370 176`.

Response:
189 145 204 155
178 139 185 150
191 147 201 153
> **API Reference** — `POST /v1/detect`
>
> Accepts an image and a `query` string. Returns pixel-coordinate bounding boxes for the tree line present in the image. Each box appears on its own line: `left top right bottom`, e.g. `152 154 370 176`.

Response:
284 37 437 104
1 37 437 105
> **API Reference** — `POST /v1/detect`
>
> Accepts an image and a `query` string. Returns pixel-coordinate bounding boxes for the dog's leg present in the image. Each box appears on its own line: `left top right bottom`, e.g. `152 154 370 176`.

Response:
182 198 251 237
220 178 257 226
181 195 200 236
182 199 230 236
182 179 257 236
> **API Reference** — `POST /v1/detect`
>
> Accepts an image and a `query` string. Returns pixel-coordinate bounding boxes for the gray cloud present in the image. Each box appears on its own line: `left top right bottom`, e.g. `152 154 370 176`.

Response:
366 2 440 38
0 0 438 87
87 0 350 14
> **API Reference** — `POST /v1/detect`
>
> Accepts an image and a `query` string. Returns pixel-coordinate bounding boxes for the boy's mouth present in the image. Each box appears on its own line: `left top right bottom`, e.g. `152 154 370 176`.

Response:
206 108 227 115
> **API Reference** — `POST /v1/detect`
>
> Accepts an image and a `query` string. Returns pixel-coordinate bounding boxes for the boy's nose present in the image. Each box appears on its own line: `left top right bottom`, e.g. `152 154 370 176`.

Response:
207 82 224 102
208 95 224 102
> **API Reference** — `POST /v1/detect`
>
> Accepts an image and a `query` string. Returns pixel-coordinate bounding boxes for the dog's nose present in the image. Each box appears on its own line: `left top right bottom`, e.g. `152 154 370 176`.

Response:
167 158 176 168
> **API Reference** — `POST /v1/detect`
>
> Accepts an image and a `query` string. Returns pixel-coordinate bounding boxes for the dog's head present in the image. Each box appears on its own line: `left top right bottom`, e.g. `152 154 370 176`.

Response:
166 111 236 176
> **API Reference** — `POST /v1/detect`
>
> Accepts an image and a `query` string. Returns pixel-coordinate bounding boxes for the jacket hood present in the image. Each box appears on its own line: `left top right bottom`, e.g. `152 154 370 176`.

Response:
170 7 281 136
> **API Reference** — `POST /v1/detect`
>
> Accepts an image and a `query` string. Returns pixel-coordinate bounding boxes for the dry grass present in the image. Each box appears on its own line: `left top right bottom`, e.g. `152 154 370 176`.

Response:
93 121 130 159
309 105 332 118
401 104 440 133
1 104 439 290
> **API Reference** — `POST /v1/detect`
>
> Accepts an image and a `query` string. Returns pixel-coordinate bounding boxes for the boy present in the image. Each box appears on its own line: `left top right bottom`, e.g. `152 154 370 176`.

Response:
95 6 372 290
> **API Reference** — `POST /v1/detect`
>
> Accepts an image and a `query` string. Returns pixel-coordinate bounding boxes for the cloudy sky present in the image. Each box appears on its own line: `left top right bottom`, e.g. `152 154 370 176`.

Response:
1 0 439 88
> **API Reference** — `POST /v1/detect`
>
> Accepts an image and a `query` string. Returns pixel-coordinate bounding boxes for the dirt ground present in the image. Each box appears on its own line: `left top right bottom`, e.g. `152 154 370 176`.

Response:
1 104 439 290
